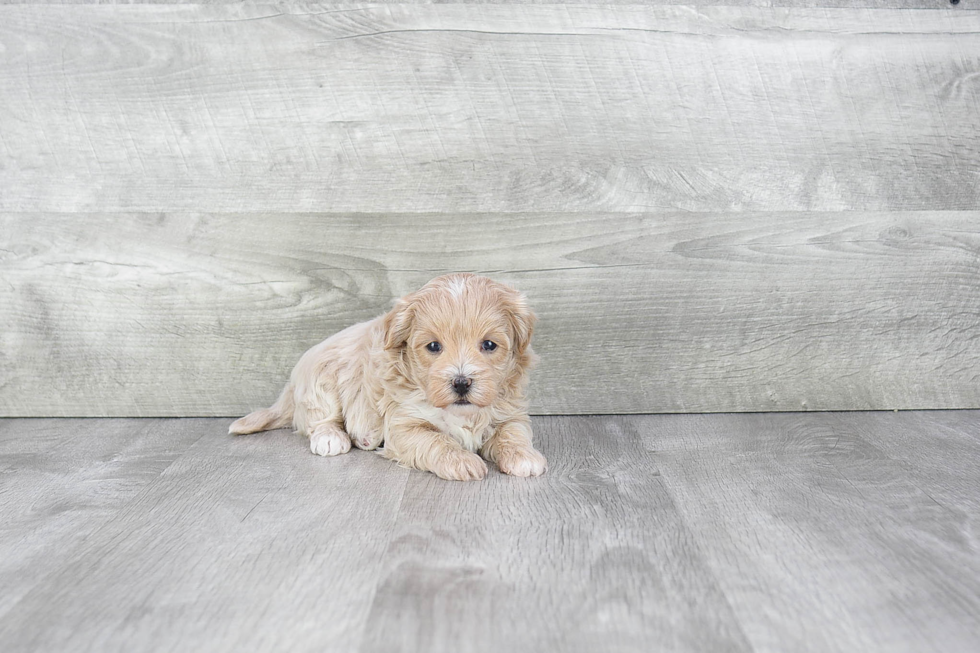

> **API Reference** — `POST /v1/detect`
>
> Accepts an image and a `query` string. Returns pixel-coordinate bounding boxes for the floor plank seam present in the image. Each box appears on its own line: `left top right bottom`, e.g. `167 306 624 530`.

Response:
353 467 412 653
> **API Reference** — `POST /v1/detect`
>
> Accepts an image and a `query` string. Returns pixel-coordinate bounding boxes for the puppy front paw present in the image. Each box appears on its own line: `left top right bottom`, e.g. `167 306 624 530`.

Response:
496 446 547 477
431 450 488 482
310 427 351 457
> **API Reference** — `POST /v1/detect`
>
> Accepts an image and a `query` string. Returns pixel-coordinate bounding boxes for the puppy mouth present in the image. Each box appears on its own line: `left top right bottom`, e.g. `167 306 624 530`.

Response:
453 399 472 406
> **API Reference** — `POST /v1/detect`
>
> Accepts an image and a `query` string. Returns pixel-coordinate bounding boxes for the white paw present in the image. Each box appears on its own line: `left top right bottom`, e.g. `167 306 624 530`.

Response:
310 428 351 457
497 447 547 477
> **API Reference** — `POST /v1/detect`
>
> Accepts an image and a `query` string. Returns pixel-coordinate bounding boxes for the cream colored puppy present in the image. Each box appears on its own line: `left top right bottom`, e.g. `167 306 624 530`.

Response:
229 273 547 481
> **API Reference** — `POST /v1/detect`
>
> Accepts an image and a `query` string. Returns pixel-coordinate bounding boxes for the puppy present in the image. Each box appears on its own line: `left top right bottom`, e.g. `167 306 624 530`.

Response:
229 273 547 481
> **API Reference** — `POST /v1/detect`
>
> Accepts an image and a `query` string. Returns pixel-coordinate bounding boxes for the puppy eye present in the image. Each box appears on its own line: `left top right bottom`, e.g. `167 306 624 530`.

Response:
426 341 442 354
481 340 497 352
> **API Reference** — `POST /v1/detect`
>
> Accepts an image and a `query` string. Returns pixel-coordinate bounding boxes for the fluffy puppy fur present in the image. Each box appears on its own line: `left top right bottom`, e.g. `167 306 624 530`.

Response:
229 273 547 481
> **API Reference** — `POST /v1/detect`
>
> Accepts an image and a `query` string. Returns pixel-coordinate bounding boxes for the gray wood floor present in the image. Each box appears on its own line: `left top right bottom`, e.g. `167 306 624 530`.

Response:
2 412 978 652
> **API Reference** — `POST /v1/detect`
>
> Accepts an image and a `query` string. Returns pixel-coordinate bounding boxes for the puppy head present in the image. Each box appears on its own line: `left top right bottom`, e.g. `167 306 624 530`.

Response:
383 273 536 410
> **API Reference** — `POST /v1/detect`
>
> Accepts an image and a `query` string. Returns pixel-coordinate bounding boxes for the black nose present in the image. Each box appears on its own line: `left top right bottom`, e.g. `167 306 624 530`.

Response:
452 376 472 396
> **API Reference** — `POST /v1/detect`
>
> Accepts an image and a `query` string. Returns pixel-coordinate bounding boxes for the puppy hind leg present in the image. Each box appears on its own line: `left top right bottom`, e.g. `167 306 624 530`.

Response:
351 431 383 451
309 422 352 457
344 398 384 451
294 382 350 457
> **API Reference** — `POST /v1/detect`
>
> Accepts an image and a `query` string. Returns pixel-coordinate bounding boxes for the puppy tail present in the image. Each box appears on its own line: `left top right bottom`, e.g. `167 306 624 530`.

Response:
228 385 295 435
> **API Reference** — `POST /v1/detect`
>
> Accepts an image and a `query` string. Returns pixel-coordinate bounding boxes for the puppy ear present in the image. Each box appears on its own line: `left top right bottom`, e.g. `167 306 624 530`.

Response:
502 288 537 356
383 296 415 350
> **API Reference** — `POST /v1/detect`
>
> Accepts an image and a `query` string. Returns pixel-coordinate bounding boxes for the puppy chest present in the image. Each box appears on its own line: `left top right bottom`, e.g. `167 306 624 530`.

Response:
427 410 490 453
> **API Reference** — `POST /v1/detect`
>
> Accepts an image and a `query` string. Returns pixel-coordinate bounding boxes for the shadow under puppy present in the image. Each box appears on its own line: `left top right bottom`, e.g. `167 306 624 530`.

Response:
229 273 547 481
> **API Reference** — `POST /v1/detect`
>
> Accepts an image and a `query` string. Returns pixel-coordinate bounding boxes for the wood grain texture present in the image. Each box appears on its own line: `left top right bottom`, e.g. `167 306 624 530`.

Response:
827 410 980 517
4 3 979 415
643 411 980 653
0 421 410 653
2 413 979 652
2 1 973 8
3 211 979 416
0 418 203 619
362 416 750 653
2 4 979 213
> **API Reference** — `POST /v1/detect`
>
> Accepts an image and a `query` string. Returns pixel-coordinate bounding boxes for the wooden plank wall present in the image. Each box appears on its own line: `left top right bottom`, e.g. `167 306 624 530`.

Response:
2 2 978 416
